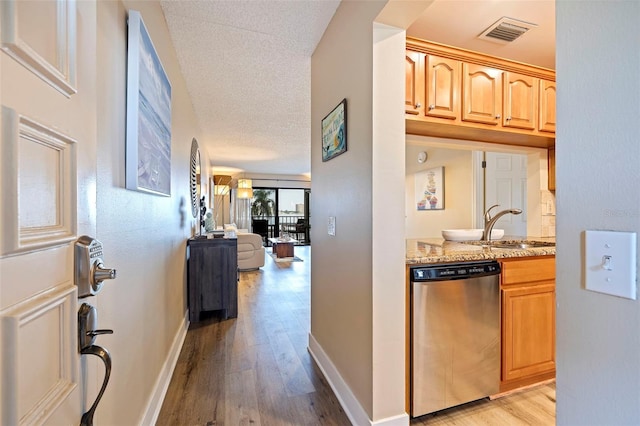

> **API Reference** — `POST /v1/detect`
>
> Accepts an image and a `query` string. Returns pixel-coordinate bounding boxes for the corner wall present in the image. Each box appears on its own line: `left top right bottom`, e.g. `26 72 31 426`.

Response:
310 0 386 420
95 1 202 423
556 1 640 423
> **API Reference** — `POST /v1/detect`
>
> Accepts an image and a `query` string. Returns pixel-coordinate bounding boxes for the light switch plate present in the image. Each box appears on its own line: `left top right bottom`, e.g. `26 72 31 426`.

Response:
328 216 336 236
585 230 636 299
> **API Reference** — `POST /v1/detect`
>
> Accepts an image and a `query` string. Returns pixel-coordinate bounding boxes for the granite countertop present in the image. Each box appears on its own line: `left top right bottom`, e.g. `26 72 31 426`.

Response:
406 237 556 265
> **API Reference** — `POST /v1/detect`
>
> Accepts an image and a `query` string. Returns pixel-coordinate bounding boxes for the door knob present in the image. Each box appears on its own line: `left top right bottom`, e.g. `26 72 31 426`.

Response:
94 262 116 284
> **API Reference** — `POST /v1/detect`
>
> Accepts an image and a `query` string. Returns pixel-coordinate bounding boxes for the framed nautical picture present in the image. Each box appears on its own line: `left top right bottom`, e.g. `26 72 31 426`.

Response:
321 98 347 162
125 10 172 196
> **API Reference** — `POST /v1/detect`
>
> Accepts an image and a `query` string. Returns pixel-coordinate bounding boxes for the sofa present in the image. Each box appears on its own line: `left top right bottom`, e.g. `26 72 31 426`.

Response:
237 232 265 271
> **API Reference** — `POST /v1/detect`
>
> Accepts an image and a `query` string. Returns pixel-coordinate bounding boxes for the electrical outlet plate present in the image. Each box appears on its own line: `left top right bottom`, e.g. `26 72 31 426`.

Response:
584 230 636 299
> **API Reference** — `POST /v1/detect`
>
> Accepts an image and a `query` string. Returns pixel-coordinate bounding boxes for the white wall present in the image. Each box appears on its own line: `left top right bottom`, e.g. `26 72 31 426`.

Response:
95 1 202 423
556 1 640 424
405 144 474 238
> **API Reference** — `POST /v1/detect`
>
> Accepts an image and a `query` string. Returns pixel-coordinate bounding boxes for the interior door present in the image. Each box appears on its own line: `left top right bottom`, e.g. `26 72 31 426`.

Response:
484 152 528 237
0 1 97 424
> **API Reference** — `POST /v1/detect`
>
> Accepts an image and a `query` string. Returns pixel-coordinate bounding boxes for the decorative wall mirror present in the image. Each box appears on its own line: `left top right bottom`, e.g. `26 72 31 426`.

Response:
189 138 201 218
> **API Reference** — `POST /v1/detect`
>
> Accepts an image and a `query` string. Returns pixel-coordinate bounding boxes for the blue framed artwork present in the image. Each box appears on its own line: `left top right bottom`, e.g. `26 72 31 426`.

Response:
321 98 347 162
126 10 172 196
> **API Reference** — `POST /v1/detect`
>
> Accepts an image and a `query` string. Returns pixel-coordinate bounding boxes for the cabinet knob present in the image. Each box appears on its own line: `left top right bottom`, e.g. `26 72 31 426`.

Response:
495 114 501 119
415 103 422 108
428 104 435 110
506 116 512 121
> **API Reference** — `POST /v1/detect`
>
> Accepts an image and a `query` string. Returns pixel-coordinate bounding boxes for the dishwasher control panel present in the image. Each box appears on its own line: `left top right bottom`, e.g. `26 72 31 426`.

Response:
411 261 500 281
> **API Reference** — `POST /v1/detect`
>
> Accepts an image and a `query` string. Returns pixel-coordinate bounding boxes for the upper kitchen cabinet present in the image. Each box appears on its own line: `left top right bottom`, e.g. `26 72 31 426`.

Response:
426 55 460 120
462 63 502 126
406 37 555 149
503 72 538 131
405 50 425 116
539 79 557 133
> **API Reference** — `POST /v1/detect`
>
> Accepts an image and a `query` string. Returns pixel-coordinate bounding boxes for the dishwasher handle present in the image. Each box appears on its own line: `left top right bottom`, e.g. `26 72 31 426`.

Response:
411 261 501 282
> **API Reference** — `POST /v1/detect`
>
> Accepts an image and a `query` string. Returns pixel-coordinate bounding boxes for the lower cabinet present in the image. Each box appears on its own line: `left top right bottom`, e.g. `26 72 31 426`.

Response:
187 237 238 322
500 256 556 392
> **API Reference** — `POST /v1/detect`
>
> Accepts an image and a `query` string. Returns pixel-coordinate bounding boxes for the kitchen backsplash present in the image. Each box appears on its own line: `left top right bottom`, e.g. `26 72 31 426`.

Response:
540 190 556 237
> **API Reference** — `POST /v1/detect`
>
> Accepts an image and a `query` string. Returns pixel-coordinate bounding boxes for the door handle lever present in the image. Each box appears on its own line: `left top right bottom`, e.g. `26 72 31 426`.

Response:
87 329 114 338
80 345 111 426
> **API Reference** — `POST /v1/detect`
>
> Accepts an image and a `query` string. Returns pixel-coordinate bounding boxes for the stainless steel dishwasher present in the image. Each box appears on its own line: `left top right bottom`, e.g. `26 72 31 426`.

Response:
410 261 501 417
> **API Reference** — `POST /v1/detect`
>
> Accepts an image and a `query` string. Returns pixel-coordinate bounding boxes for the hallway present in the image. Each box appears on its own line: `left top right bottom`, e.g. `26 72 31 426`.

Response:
157 246 350 425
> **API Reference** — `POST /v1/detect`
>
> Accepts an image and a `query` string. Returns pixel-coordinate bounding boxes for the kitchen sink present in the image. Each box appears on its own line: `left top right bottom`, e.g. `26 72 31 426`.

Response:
462 240 555 249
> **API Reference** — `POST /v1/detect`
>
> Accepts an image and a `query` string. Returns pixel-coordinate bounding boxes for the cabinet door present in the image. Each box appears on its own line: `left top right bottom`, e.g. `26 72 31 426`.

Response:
190 244 224 311
425 55 460 120
462 63 502 125
503 72 538 130
405 50 425 116
502 283 556 381
539 79 557 133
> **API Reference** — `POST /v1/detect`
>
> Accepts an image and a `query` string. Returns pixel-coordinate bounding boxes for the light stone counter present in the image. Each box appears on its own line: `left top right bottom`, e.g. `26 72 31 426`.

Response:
406 237 556 265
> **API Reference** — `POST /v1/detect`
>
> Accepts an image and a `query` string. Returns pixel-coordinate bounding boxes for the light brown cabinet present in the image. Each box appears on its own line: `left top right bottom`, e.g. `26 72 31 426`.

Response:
426 55 460 120
539 79 557 133
405 38 556 149
499 256 556 392
548 147 556 191
405 50 424 116
503 72 538 131
462 63 502 126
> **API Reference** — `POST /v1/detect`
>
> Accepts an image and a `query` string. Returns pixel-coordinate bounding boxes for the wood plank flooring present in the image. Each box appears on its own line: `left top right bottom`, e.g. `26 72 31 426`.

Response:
157 246 556 425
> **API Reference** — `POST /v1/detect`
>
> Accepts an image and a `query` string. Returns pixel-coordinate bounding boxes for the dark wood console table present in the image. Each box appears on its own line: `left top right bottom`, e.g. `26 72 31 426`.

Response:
187 237 238 322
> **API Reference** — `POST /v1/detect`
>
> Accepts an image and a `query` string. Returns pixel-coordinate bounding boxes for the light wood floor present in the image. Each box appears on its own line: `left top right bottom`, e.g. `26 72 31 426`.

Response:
157 246 556 425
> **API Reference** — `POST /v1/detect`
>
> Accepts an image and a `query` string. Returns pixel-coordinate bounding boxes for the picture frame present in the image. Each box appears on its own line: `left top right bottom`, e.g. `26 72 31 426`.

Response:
125 10 172 196
415 166 445 210
321 98 347 162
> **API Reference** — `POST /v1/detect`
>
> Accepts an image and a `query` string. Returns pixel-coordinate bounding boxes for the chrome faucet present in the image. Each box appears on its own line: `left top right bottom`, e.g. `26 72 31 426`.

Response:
483 204 522 241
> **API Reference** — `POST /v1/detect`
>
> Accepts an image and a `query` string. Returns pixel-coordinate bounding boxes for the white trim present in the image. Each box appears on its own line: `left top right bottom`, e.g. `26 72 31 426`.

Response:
308 333 409 426
472 150 485 228
139 312 189 425
0 0 77 97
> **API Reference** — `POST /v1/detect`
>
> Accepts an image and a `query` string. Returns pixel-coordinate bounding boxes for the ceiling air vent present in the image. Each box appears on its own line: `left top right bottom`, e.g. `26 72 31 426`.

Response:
478 17 537 44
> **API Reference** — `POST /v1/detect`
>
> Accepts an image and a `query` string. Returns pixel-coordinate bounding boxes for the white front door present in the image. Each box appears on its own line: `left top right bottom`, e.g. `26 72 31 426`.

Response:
0 1 97 424
484 152 528 237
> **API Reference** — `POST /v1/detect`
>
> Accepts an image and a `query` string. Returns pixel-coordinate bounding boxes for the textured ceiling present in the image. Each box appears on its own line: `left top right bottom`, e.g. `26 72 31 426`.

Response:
161 0 340 176
161 0 554 177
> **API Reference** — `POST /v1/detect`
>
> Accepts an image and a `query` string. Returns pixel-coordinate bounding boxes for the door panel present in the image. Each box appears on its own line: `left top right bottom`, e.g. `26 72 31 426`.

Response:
503 72 537 130
462 63 502 125
425 55 460 120
0 1 96 424
405 50 424 115
485 152 527 236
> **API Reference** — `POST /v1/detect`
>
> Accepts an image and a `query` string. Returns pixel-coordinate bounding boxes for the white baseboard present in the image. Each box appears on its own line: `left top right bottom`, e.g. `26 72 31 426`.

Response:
307 333 409 426
139 312 189 425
